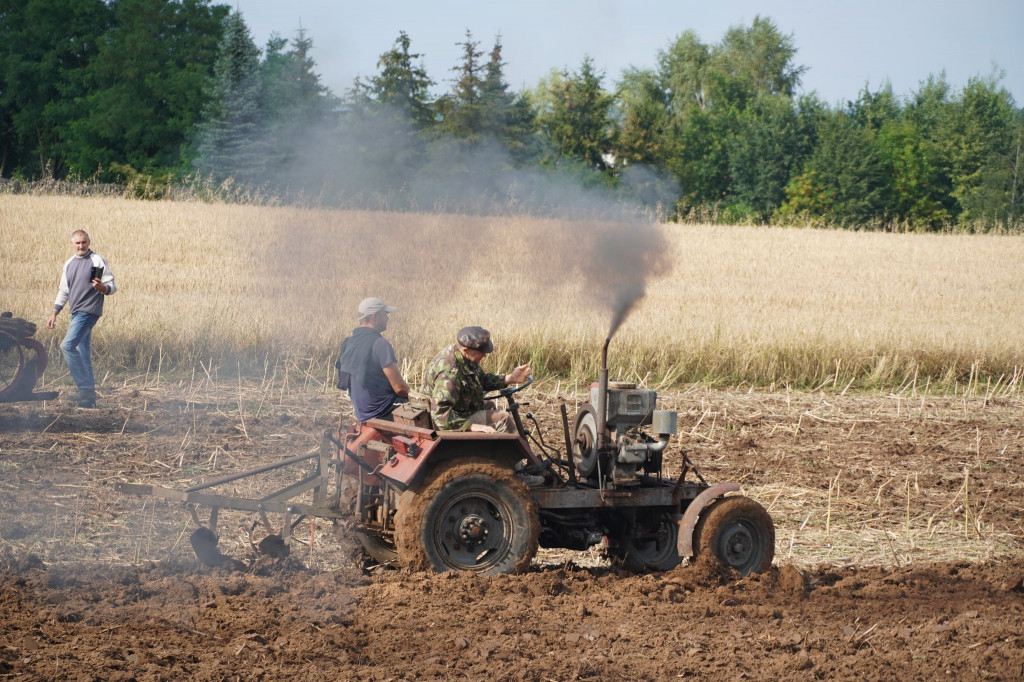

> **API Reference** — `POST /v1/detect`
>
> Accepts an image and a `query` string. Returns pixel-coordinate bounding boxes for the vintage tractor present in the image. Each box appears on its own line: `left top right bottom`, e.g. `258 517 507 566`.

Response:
0 312 59 403
117 336 775 577
341 337 774 576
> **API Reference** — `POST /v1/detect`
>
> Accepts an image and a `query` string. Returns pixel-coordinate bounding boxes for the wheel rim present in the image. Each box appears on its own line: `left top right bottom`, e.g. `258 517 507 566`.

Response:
573 409 599 478
430 488 515 572
18 338 48 377
715 519 761 572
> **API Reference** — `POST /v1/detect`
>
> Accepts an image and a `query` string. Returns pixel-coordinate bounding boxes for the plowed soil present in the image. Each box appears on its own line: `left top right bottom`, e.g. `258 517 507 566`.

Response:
2 379 1023 680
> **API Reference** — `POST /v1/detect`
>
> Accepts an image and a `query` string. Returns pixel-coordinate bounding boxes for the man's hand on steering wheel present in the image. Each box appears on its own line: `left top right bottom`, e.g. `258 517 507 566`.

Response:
487 375 534 400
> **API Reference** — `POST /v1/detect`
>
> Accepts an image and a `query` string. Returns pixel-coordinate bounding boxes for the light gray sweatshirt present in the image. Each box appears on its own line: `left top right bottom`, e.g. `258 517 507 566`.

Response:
53 251 117 316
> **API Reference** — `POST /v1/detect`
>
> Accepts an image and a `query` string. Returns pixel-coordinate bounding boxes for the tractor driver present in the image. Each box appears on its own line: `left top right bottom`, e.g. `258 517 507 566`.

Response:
335 297 411 423
422 326 531 433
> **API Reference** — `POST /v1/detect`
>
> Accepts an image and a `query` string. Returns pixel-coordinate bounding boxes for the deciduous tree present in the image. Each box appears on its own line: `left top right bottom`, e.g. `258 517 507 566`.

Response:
0 0 112 177
68 0 228 179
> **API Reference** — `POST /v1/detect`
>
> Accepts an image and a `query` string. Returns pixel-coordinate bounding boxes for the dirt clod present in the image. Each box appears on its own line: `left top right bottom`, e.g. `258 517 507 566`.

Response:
778 563 809 597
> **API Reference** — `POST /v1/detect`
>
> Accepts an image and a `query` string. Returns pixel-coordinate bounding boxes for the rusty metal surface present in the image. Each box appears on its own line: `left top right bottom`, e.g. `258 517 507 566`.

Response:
371 424 539 491
676 482 742 559
0 323 59 403
530 481 707 510
113 482 347 520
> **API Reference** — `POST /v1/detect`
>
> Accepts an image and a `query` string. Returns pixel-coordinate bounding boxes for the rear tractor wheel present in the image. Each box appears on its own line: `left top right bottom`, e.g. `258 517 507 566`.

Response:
394 459 540 576
0 332 23 394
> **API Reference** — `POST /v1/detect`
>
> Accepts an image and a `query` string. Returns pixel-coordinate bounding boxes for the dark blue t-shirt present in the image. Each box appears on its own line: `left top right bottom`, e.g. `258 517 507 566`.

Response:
340 333 399 422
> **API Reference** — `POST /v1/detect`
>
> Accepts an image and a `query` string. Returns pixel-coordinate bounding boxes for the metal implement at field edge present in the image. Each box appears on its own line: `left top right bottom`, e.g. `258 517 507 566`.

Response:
0 313 59 403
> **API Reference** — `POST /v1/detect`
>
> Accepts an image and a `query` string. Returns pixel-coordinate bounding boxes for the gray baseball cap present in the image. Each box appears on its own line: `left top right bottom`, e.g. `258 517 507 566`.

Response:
358 297 397 317
457 326 494 353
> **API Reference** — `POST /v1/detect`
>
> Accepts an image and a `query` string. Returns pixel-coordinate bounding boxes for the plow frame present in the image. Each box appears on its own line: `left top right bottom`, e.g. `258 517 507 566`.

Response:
114 430 353 555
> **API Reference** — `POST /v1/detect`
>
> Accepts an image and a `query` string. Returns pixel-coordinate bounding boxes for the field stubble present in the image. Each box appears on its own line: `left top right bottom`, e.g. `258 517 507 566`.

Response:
3 194 1024 392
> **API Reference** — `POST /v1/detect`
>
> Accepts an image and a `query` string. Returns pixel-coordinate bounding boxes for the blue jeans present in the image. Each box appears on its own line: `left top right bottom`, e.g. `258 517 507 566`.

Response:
61 312 100 395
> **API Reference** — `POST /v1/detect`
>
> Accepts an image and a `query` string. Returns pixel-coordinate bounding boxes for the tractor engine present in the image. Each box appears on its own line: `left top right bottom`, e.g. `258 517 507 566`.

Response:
571 339 678 484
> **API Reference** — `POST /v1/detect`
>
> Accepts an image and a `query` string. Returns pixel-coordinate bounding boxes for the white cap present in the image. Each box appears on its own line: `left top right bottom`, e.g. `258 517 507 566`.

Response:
358 297 397 317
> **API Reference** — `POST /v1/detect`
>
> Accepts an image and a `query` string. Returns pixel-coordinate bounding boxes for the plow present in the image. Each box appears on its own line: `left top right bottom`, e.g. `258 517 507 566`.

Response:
0 312 58 403
117 334 775 577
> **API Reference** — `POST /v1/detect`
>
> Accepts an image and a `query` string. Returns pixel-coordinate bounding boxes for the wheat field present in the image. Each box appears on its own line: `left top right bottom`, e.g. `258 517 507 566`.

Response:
3 194 1024 391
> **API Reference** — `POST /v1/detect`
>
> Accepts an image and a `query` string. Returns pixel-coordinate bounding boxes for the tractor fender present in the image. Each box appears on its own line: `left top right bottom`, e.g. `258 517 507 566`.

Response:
676 482 741 559
377 432 532 492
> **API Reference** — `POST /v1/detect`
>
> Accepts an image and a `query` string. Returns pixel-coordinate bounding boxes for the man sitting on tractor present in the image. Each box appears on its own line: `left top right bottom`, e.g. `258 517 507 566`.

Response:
422 326 531 433
335 297 411 422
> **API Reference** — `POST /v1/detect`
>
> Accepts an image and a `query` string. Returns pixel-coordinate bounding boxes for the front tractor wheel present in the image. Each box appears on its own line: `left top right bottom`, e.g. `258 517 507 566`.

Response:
693 496 774 576
395 460 540 576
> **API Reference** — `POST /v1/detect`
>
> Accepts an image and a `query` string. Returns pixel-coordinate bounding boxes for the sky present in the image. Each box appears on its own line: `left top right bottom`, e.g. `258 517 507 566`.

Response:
234 0 1024 107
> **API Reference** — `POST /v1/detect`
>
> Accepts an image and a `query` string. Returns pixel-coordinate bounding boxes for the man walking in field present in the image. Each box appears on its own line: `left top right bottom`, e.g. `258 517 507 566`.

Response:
422 326 531 433
335 297 412 422
47 230 117 408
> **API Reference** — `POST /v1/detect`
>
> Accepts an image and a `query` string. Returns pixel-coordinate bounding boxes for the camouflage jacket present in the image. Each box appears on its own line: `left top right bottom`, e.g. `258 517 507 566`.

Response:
422 343 506 431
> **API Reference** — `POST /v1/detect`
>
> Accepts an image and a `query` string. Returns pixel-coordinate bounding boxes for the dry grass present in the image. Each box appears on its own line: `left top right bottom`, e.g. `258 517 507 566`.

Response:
4 194 1024 391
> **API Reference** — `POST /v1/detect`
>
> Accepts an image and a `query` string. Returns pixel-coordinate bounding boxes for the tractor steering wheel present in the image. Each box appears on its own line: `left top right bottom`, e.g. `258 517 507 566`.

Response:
485 375 534 401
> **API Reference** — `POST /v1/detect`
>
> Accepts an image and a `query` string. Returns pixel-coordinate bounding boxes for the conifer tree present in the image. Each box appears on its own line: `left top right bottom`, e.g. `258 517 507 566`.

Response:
357 31 435 128
261 28 336 124
480 36 539 160
945 76 1022 225
434 30 485 139
727 93 820 219
337 31 434 202
260 27 339 183
615 67 669 167
542 56 615 172
195 10 266 183
778 109 887 225
434 32 538 160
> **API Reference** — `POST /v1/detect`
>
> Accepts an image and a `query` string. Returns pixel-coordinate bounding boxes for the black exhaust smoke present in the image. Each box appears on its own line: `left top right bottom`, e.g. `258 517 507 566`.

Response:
583 219 670 447
583 220 670 341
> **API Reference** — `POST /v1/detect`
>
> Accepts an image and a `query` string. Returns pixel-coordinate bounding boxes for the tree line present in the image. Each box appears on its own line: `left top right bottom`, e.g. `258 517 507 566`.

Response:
2 1 1022 229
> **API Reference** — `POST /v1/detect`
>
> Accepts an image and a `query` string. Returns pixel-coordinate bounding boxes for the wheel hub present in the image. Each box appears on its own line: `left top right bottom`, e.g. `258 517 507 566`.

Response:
457 514 488 546
722 525 753 564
